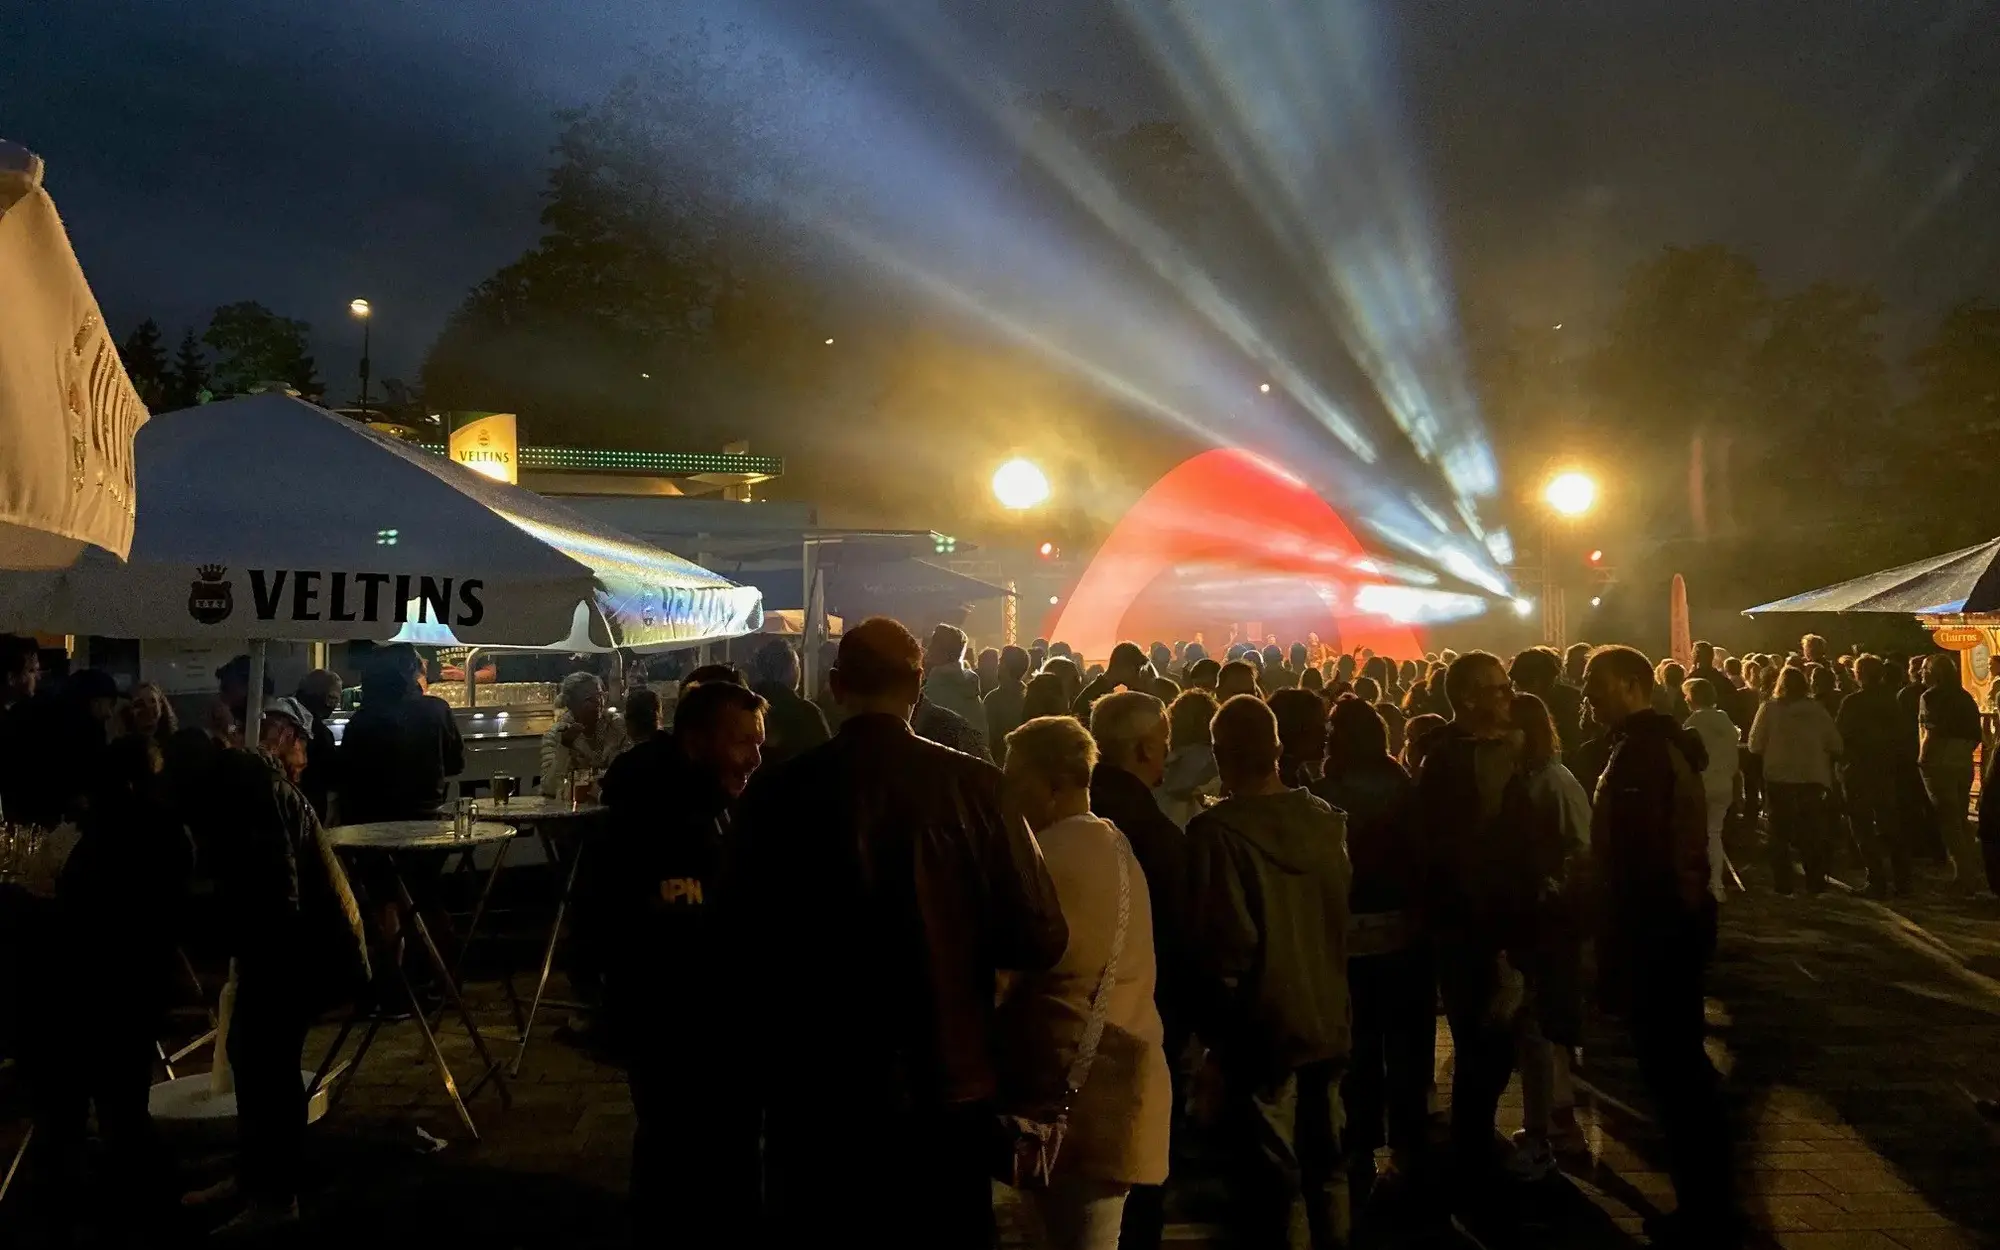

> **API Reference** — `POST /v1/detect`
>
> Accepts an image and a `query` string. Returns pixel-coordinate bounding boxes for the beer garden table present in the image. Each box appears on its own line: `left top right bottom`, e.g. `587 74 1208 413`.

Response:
313 819 519 1139
478 795 608 1075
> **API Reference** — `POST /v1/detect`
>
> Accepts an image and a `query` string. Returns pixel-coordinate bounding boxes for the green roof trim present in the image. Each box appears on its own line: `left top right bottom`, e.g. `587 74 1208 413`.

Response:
418 444 782 476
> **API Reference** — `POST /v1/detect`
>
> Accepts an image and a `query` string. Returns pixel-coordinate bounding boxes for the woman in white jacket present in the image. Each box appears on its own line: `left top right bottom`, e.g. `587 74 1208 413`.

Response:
1683 678 1742 902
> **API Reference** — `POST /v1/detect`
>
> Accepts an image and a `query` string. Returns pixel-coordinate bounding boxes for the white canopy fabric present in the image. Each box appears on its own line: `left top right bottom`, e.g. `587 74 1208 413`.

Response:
0 393 763 650
0 141 149 568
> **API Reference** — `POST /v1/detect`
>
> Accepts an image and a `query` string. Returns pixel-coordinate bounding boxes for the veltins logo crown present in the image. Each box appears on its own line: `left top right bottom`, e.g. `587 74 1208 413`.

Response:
188 565 234 625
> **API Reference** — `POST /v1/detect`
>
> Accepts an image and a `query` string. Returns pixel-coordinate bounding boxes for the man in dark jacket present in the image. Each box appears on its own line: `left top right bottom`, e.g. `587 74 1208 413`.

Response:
746 637 829 768
199 697 369 1237
1584 646 1740 1249
1088 690 1188 1250
1511 646 1584 760
599 680 768 1244
1073 640 1152 718
1187 694 1352 1250
1415 651 1535 1194
295 669 343 821
735 618 1067 1249
337 644 463 823
1836 655 1909 897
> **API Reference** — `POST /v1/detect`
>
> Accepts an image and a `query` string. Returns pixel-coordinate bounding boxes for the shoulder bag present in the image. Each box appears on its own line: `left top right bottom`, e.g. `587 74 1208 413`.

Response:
998 826 1131 1190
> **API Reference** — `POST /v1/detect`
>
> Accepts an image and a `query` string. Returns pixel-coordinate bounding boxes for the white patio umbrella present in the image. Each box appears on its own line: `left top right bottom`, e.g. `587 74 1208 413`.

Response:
0 141 149 568
0 392 763 736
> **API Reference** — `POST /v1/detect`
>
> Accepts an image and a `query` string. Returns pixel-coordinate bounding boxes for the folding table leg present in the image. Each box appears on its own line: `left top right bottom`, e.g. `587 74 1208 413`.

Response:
392 948 480 1140
403 882 511 1110
511 834 586 1076
0 1125 29 1205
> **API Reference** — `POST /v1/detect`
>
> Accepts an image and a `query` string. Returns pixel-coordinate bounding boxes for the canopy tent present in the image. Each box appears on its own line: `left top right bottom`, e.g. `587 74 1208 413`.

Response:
1742 537 2000 617
0 141 149 568
0 393 764 651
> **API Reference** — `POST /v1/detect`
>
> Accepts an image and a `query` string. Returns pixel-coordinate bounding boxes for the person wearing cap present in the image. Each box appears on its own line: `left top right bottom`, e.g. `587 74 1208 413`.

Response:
190 696 368 1236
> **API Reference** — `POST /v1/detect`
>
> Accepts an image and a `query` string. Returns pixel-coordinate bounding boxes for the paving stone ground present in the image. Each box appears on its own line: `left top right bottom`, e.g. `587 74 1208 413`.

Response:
9 864 2000 1247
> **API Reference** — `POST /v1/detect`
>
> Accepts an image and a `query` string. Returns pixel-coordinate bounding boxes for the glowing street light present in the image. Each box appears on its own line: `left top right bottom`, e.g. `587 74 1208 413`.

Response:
992 458 1051 510
349 298 373 416
1543 470 1597 518
1258 382 1272 394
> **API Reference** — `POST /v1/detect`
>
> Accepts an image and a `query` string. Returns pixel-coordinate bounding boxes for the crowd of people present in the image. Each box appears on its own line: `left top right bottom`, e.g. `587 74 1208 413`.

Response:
4 620 1996 1249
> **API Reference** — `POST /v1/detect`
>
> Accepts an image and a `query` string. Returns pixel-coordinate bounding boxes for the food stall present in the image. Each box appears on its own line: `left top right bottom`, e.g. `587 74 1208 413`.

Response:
1743 535 2000 690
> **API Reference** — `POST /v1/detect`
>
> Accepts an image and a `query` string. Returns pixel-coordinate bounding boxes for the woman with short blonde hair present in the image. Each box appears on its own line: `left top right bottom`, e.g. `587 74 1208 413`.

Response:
997 716 1171 1249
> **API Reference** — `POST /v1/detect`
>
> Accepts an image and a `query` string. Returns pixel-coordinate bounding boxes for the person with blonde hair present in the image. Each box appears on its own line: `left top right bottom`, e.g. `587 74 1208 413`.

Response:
539 670 631 796
998 715 1171 1249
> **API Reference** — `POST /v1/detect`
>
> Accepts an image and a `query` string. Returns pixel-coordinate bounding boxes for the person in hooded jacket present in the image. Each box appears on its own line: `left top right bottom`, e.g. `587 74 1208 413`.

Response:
1583 646 1741 1249
1187 694 1353 1250
1311 696 1431 1200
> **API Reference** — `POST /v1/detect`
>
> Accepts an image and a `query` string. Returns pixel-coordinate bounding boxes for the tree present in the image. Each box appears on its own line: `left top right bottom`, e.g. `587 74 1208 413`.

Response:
1587 245 1769 534
1748 283 1889 486
117 318 169 411
202 302 320 398
422 26 846 448
166 329 209 411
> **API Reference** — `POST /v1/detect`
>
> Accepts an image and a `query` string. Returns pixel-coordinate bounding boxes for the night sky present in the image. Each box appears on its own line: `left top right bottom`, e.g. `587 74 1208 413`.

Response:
6 0 1997 396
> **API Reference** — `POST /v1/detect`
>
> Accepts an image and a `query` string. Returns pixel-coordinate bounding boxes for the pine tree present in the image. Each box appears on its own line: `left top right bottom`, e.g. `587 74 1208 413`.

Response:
117 319 169 411
168 329 210 411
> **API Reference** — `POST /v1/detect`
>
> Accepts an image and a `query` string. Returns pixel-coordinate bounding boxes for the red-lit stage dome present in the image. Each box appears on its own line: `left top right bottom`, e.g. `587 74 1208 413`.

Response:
1044 448 1425 662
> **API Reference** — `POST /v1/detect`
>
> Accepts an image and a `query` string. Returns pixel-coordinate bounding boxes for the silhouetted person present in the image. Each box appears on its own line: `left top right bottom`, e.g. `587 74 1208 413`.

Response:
1313 697 1431 1199
1919 653 1985 893
1836 655 1910 897
1188 695 1353 1250
1583 646 1740 1249
1416 651 1531 1200
599 680 768 1245
1088 691 1189 1250
736 618 1067 1248
747 638 830 768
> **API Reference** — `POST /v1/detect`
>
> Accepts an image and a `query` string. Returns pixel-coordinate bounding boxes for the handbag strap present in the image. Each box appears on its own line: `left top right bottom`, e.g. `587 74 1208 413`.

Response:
1060 825 1131 1105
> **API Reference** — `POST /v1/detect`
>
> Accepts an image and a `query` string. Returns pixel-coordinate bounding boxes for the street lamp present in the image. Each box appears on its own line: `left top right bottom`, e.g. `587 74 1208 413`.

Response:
1536 468 1599 649
1543 470 1597 518
349 298 372 416
992 458 1051 510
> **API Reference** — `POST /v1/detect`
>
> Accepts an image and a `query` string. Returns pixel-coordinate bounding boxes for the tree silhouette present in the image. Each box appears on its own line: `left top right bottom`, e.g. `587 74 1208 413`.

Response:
117 318 169 411
166 329 210 411
202 302 320 398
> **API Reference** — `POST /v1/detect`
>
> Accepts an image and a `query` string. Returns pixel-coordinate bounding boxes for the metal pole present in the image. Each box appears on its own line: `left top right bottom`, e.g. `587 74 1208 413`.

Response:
245 639 267 746
800 538 816 696
359 318 371 416
1541 519 1559 648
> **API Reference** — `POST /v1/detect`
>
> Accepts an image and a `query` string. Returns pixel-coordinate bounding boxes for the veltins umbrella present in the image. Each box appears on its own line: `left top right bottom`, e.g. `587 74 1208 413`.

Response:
1742 537 2000 617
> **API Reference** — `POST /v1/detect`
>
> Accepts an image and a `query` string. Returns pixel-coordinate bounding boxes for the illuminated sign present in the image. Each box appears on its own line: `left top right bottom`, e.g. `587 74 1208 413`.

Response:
1931 626 1984 651
449 412 519 484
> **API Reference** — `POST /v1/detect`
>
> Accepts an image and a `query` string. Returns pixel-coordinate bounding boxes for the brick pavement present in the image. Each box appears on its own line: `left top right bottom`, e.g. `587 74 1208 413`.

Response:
11 881 1998 1247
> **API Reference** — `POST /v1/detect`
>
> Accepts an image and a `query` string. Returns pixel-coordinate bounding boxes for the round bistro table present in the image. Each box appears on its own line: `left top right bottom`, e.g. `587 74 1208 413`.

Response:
316 819 518 1138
